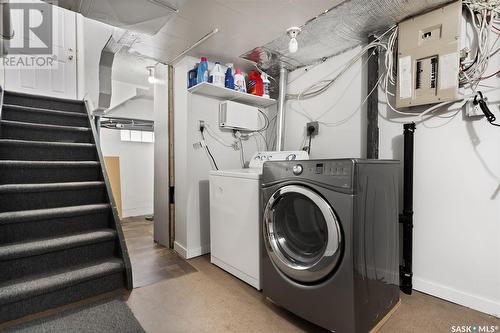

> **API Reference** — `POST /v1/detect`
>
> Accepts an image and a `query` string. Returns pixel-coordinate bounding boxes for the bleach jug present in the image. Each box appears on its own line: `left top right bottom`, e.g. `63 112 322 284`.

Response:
211 62 225 87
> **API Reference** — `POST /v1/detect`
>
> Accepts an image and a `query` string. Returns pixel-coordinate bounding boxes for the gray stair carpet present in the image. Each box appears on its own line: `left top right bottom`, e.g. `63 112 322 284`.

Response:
0 91 132 324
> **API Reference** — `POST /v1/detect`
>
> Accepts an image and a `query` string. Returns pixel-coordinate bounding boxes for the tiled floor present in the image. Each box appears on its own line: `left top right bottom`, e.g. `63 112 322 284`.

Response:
123 217 500 333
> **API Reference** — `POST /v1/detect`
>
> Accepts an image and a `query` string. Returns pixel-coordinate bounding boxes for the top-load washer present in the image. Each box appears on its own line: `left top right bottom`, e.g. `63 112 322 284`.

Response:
209 151 308 290
261 159 400 332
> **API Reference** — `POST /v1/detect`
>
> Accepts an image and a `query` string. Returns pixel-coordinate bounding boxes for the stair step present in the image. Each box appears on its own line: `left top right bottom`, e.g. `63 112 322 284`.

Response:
0 139 97 161
2 104 89 127
0 120 93 143
0 181 107 213
0 203 110 225
0 203 113 246
0 160 102 184
0 230 118 282
0 229 116 261
0 259 124 307
3 91 86 114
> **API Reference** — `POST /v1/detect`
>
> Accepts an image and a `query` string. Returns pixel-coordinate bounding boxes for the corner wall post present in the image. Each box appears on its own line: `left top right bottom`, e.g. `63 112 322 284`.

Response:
168 64 175 249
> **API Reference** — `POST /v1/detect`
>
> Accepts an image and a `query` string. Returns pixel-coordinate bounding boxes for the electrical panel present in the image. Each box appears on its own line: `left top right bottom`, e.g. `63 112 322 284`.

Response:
219 101 261 131
396 1 462 108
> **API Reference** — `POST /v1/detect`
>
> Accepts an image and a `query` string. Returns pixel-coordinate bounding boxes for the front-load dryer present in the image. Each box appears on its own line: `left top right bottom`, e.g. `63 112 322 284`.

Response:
261 159 400 333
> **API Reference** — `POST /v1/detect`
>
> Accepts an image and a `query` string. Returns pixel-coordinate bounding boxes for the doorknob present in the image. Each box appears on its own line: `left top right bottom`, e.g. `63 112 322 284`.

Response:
68 55 74 60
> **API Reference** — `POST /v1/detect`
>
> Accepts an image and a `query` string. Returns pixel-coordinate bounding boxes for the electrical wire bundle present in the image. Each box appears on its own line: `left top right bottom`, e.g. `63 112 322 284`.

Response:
287 0 500 132
460 0 500 91
199 109 272 170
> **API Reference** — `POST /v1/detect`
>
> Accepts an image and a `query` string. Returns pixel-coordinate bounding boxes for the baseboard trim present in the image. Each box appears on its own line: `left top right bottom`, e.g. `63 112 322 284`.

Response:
174 242 209 259
414 276 500 318
174 242 188 259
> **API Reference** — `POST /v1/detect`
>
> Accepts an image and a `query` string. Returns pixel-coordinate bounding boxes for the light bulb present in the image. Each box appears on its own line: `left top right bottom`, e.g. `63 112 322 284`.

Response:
147 66 155 84
289 37 298 53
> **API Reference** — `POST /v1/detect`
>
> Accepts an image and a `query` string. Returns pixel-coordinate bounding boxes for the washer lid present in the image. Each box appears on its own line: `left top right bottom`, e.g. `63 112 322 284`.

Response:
209 168 262 180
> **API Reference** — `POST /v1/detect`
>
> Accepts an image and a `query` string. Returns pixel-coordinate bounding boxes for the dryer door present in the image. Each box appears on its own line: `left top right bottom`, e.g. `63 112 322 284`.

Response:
264 185 342 283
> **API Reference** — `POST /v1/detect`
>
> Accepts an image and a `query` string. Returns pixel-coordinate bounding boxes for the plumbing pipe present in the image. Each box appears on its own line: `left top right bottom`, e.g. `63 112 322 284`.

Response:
400 122 415 295
276 67 288 151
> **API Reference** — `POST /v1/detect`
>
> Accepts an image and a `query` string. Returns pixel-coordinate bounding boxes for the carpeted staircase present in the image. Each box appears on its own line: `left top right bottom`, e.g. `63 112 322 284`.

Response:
0 91 133 323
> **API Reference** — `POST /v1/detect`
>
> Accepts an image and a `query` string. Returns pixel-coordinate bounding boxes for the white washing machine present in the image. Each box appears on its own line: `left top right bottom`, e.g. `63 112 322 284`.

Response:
209 151 309 289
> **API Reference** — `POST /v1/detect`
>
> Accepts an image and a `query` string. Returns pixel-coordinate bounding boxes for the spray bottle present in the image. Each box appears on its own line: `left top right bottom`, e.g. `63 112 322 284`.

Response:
261 72 270 98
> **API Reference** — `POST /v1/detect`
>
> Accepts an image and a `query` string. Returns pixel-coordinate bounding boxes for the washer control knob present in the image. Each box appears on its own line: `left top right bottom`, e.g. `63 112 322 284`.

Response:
292 164 303 175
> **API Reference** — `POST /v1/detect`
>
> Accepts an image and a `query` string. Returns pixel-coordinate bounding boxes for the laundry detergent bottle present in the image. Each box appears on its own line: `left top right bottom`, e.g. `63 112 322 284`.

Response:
225 67 235 89
196 57 209 84
211 62 225 87
247 71 263 96
234 70 246 93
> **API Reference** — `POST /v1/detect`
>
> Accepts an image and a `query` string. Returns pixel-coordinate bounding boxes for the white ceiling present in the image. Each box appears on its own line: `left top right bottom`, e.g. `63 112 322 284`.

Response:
126 0 343 68
112 49 158 87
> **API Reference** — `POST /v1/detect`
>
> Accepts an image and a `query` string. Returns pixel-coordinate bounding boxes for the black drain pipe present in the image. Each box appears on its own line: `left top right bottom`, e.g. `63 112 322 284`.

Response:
366 35 379 159
400 122 415 295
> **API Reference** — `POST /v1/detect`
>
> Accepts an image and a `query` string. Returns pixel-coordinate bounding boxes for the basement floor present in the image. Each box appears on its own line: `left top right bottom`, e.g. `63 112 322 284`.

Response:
123 217 500 333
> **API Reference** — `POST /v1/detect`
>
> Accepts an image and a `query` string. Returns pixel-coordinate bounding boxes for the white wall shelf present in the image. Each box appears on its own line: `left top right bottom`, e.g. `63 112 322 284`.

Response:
188 82 276 108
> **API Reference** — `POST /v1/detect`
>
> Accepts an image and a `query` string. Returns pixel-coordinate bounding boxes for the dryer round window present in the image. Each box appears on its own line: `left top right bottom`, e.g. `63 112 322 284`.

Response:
263 185 342 283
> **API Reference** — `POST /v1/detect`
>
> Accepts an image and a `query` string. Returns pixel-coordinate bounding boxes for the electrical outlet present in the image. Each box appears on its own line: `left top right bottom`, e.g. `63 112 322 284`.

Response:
306 121 319 137
465 99 484 118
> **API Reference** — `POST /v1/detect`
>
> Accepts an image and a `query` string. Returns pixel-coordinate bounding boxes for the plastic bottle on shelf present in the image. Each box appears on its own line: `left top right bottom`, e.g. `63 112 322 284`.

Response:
234 70 246 93
247 71 263 96
225 67 235 89
226 63 235 76
211 62 225 87
196 57 209 84
187 65 198 88
261 72 270 98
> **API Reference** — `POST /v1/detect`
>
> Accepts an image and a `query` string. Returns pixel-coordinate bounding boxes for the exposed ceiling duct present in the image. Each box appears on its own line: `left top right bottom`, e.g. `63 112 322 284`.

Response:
240 0 454 75
44 0 186 35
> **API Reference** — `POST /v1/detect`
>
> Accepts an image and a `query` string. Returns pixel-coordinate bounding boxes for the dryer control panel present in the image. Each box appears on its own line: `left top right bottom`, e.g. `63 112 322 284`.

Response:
262 160 354 190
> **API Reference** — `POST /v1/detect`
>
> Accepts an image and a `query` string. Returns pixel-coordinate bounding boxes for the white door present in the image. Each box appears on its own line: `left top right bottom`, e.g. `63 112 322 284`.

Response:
5 1 77 99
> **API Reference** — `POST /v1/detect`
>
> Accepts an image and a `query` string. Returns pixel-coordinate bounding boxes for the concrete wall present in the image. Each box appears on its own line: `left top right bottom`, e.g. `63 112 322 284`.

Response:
173 56 266 258
283 45 500 316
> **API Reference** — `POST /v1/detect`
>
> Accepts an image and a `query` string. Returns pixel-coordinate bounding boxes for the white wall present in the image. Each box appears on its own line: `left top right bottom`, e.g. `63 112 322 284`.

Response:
82 17 114 108
108 80 154 120
173 56 266 258
99 80 155 219
154 63 169 247
100 128 154 218
283 42 500 316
